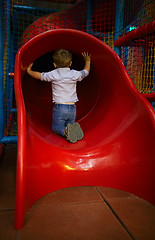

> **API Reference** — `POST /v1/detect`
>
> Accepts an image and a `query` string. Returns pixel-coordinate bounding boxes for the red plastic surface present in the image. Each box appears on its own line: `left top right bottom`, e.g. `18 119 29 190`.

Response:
142 93 155 102
114 20 155 47
14 29 155 229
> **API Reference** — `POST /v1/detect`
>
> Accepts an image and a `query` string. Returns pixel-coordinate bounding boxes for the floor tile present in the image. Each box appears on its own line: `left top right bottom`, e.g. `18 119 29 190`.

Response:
0 144 4 160
0 171 16 186
19 201 131 240
0 145 16 211
106 198 155 240
0 144 17 171
34 186 102 207
97 186 135 199
0 184 15 210
0 211 16 240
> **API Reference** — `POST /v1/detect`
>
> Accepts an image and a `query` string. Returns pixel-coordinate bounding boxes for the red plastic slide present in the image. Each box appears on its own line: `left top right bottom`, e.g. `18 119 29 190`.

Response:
14 29 155 229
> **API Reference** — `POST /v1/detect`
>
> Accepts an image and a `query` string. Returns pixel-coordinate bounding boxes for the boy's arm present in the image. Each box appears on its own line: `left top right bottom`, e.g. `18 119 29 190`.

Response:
27 63 41 80
82 52 91 73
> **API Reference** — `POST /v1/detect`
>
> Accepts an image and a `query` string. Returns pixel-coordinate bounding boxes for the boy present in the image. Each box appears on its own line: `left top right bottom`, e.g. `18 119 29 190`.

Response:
27 49 91 143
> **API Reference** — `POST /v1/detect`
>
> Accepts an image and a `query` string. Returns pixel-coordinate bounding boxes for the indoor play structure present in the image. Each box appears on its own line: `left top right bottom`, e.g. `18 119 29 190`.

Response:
0 0 155 230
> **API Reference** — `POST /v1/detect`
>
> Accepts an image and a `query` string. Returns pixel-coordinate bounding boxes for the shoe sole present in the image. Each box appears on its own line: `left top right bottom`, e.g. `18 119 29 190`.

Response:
73 122 84 140
66 123 77 143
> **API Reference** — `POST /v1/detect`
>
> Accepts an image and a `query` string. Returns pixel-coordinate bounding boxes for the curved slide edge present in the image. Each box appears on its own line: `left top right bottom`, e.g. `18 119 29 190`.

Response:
14 29 155 229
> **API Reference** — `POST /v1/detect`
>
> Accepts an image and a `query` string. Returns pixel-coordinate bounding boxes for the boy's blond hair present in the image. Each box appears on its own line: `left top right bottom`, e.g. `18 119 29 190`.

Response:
53 49 72 68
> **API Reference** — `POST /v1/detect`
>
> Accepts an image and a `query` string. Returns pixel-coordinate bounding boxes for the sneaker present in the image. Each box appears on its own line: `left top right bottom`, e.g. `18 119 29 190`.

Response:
73 122 84 140
64 123 77 143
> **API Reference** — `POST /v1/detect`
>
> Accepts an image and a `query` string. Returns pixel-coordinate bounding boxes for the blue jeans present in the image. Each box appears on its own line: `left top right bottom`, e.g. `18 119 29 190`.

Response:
52 104 76 136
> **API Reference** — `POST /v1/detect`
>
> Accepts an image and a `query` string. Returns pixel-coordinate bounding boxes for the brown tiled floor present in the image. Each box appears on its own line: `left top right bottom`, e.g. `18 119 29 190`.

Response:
0 144 155 240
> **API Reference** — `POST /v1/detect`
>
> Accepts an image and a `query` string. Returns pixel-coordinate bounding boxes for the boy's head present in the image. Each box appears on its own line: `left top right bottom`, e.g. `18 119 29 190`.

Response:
53 49 72 68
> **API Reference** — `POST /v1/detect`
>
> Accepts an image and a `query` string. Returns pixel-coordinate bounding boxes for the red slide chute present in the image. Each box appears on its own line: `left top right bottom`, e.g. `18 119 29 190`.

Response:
14 29 155 229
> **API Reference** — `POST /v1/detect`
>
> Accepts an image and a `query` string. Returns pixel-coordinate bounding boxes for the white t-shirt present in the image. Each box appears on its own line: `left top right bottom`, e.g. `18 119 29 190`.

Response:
41 68 89 103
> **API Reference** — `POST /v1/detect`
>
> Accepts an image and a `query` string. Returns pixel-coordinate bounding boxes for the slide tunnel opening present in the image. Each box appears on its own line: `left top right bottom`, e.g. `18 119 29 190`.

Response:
19 29 147 148
22 50 100 135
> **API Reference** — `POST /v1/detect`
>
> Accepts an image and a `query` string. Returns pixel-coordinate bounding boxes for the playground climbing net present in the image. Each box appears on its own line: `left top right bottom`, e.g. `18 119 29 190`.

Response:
118 0 155 93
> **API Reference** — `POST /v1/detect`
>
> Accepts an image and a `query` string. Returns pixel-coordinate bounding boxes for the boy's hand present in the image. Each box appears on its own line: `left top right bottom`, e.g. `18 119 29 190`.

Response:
82 52 91 73
82 52 91 62
27 63 41 80
27 63 33 73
